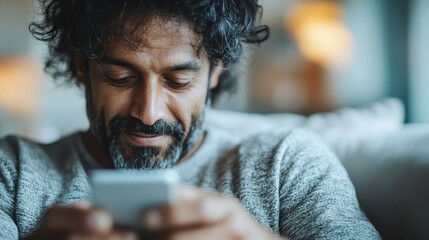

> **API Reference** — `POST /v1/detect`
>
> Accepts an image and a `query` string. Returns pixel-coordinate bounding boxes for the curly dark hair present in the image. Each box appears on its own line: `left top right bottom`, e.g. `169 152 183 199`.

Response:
29 0 269 100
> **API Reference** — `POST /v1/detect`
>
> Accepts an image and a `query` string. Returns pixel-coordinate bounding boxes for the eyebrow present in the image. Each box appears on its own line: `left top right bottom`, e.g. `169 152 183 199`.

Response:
96 55 137 69
96 54 202 73
161 61 201 73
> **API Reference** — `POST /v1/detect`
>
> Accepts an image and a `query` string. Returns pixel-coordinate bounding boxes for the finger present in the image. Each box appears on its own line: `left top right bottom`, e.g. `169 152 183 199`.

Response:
155 212 286 240
39 204 113 234
165 224 229 240
68 230 138 240
142 185 238 230
159 219 245 240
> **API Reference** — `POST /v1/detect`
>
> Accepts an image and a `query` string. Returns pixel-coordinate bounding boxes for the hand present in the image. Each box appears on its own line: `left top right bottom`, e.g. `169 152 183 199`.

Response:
141 186 286 240
25 203 137 240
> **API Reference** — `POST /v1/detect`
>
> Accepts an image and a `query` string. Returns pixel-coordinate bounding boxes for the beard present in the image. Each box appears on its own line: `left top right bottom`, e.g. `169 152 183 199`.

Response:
85 93 206 171
113 115 205 169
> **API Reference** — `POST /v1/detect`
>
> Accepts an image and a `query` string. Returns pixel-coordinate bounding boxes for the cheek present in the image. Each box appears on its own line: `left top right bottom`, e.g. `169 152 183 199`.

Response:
91 83 133 125
166 82 208 130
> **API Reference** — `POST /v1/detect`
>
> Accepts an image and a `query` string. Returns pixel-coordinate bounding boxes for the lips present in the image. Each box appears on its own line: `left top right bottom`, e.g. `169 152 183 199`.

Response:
123 131 169 147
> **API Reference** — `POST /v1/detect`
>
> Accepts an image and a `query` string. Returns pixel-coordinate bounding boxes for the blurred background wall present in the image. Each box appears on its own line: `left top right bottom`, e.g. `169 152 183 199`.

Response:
0 0 427 142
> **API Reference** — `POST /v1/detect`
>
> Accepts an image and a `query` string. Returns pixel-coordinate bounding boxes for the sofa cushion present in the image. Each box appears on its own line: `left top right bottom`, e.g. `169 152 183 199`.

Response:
207 98 405 161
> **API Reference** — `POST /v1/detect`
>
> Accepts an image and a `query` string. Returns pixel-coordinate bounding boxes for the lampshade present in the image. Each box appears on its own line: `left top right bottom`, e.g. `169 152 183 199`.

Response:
285 0 354 67
0 56 40 118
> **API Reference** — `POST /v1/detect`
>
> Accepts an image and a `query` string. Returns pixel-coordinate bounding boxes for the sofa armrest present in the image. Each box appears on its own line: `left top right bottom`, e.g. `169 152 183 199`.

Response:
343 124 429 239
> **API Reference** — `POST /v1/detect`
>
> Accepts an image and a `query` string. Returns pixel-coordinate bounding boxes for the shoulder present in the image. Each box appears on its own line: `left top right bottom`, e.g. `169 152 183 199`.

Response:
0 134 83 189
0 134 79 167
236 128 339 170
0 135 42 179
234 128 351 199
248 128 350 188
0 136 51 225
214 128 346 196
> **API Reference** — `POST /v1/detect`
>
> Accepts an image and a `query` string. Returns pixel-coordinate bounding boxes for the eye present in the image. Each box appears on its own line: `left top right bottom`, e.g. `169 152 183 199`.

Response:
164 78 192 90
105 75 137 87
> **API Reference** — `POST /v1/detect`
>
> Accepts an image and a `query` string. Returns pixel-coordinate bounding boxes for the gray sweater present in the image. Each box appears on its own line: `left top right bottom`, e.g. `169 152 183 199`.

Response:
0 127 380 239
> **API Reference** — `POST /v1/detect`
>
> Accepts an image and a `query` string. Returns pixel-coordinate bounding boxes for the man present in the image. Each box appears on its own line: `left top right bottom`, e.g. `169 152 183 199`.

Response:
0 0 380 239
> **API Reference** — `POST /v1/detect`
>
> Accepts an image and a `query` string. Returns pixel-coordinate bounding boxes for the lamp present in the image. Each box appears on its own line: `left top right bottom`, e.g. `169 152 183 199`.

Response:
0 56 40 118
285 0 354 67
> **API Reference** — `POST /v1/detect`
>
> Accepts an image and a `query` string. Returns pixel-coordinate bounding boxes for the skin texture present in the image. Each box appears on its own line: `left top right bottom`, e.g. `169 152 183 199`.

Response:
26 18 286 240
78 18 219 169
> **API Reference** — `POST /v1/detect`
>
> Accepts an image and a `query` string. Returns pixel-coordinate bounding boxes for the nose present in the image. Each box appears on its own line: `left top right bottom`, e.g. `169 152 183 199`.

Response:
130 77 167 126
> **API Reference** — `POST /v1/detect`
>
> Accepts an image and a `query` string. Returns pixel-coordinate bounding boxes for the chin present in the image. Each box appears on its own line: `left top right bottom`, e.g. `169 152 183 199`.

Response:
110 138 182 170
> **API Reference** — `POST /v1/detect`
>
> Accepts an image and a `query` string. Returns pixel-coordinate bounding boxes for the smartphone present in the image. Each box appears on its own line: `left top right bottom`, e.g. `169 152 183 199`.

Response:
89 169 180 230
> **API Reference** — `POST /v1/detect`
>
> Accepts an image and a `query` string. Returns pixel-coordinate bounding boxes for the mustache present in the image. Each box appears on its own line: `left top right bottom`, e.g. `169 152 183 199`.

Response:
109 116 185 138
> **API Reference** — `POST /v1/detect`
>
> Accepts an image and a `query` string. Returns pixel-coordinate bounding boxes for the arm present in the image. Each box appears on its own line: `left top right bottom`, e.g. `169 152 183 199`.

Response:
0 209 18 240
0 152 19 240
24 204 137 240
278 130 380 239
1 139 135 240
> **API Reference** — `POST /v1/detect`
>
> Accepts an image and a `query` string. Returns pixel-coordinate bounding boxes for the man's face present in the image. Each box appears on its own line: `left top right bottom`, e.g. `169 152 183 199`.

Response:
78 18 219 170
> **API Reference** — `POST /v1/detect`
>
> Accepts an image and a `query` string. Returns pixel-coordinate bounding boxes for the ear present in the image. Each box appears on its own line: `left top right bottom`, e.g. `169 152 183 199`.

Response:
209 62 222 89
74 53 86 85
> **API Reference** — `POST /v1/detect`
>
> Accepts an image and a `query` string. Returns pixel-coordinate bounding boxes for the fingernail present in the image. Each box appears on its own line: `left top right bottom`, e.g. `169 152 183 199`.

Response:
144 210 162 228
87 211 111 231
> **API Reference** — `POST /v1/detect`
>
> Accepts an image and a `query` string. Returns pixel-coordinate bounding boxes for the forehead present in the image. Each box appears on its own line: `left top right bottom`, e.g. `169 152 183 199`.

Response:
103 16 204 61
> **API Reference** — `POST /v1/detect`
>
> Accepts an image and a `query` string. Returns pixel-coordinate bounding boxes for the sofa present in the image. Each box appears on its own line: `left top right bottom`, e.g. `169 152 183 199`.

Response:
207 98 429 239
